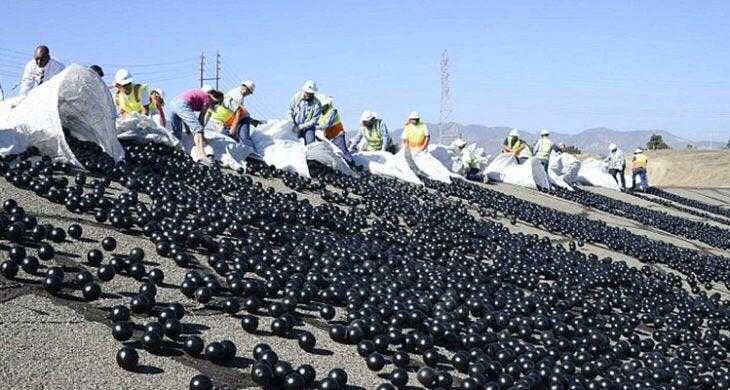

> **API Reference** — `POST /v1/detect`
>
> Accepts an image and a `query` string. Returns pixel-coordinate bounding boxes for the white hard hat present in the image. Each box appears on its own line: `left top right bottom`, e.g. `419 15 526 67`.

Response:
508 129 519 137
634 148 643 154
318 94 333 107
539 129 550 136
201 84 214 93
408 111 420 120
241 80 255 93
609 143 617 151
302 80 318 94
114 69 134 86
360 110 375 122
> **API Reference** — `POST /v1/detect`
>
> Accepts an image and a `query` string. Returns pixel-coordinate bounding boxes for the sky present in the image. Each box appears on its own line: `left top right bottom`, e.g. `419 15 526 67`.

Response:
2 0 730 143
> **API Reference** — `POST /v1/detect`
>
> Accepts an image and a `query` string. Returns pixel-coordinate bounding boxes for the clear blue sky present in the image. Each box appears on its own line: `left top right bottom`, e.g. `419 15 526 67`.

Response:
2 0 729 142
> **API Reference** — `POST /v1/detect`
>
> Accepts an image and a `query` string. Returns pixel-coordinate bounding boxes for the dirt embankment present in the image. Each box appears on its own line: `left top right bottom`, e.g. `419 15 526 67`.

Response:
578 149 730 188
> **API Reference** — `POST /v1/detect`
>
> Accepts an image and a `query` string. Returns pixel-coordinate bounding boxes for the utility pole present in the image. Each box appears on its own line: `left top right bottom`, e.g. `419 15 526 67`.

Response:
439 50 455 145
198 51 221 89
199 52 204 88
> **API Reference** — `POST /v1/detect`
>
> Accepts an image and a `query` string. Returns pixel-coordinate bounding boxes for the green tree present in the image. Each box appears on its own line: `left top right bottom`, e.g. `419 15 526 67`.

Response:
561 145 582 155
646 134 670 150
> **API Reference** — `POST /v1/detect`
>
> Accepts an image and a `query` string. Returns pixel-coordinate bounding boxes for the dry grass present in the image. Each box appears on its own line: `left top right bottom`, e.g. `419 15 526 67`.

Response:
577 149 730 188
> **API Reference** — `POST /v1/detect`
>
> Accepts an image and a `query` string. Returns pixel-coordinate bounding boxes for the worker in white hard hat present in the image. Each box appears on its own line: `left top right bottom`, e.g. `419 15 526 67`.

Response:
314 95 352 161
631 148 649 191
114 68 152 118
452 137 486 182
401 111 430 152
210 80 263 149
533 129 559 174
289 80 322 145
502 129 532 163
605 143 626 190
351 110 394 153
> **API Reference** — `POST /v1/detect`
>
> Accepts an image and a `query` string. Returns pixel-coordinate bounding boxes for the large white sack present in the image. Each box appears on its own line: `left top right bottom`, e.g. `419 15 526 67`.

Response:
576 158 620 190
485 153 550 189
0 64 124 166
548 152 581 190
116 113 179 147
352 151 423 185
306 140 358 177
401 149 458 183
428 144 460 172
251 119 309 176
180 130 252 171
252 119 356 177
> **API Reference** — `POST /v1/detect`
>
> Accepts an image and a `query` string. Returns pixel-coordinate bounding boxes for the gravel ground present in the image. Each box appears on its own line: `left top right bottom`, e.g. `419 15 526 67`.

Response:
0 173 728 389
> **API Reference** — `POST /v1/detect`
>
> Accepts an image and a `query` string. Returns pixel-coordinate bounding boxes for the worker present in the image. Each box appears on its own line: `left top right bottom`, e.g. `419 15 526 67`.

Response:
502 129 532 163
114 69 153 117
401 111 430 152
605 143 626 191
453 138 484 182
533 129 559 174
19 45 65 96
169 85 224 165
315 95 352 161
211 80 262 148
89 65 104 78
289 80 322 145
631 148 649 191
149 89 167 128
351 111 394 153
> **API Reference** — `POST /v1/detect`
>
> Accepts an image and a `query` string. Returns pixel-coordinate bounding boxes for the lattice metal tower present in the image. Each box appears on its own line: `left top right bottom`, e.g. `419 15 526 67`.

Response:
438 50 457 145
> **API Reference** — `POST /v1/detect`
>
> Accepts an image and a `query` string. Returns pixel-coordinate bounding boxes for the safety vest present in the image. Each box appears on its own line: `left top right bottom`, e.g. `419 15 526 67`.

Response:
318 108 344 140
362 120 384 151
633 154 648 170
117 84 147 114
535 138 553 160
403 122 428 150
210 104 236 128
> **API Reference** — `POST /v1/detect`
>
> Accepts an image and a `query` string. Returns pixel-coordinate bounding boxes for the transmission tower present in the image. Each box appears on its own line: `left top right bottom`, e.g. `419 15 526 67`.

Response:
439 50 456 145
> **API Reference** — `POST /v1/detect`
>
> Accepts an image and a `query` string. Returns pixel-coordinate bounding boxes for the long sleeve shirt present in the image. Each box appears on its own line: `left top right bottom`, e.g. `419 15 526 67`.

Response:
19 58 65 96
289 92 322 131
605 149 626 170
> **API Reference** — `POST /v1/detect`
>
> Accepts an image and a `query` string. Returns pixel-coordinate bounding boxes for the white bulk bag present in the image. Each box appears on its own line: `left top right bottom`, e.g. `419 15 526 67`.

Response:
181 130 252 171
548 152 581 190
0 64 125 166
576 158 620 190
116 113 179 147
485 153 550 189
352 151 423 185
402 149 458 183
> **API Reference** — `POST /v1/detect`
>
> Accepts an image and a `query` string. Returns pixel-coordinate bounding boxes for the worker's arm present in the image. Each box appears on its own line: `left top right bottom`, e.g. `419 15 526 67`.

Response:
380 122 391 151
18 61 35 96
298 104 322 131
350 132 363 152
422 135 431 151
200 106 212 127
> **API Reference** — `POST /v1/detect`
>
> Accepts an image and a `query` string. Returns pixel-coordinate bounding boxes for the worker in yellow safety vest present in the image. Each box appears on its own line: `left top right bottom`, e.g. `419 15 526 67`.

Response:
533 129 559 174
502 129 532 163
631 148 649 191
351 111 395 153
315 95 352 161
114 68 157 118
401 111 430 152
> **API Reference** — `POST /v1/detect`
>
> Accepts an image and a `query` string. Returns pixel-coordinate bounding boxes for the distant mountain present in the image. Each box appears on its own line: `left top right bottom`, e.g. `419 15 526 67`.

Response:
385 123 710 156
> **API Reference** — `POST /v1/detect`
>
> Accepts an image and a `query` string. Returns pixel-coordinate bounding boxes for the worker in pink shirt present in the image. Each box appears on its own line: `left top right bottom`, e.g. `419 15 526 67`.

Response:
169 85 224 165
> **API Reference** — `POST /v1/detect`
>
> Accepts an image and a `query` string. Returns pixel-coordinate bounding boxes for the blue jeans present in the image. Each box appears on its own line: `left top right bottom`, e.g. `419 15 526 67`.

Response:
633 169 648 191
538 158 549 174
170 98 203 139
225 117 254 148
331 133 352 162
298 127 315 145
